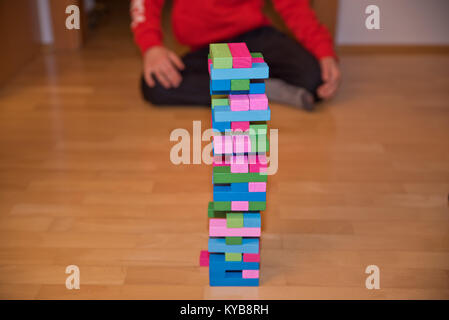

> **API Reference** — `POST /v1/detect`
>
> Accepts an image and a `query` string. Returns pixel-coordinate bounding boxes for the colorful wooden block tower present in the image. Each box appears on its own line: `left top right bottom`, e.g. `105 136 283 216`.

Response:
199 42 270 286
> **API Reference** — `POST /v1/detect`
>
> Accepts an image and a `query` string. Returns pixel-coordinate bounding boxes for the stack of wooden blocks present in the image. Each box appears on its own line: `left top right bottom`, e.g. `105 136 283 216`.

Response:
199 42 270 286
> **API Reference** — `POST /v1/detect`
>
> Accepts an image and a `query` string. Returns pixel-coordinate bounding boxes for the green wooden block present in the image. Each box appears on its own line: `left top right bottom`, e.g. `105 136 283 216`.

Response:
208 202 214 217
231 79 250 91
214 166 230 174
214 201 265 211
249 201 266 211
250 52 264 58
257 134 267 153
249 126 257 153
225 252 242 262
211 97 229 108
250 124 268 153
250 124 267 134
213 168 268 183
226 237 243 245
210 43 232 69
227 212 244 228
213 201 231 211
266 134 269 152
208 202 227 218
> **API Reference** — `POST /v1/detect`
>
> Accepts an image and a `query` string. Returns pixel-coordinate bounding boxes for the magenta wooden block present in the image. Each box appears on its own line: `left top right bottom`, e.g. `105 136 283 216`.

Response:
243 253 260 262
230 155 248 173
249 94 268 110
242 269 259 279
209 219 261 237
249 163 267 173
208 59 212 74
228 43 252 68
231 121 250 132
233 135 251 154
229 94 249 111
252 57 265 63
248 154 268 173
248 182 266 192
231 201 248 211
200 250 209 266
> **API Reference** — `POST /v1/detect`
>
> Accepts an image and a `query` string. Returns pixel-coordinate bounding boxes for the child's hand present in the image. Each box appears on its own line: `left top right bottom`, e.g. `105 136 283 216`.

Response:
143 46 185 89
317 57 341 99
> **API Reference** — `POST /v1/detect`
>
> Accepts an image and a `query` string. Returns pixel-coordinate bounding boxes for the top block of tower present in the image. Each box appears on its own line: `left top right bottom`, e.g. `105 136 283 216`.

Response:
210 43 233 69
228 43 252 68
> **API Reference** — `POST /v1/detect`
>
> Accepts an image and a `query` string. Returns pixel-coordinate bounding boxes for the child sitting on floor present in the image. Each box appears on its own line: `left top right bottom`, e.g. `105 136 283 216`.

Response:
130 0 341 111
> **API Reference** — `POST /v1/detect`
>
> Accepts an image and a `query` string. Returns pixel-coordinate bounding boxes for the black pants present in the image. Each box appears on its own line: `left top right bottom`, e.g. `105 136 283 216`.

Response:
141 26 323 106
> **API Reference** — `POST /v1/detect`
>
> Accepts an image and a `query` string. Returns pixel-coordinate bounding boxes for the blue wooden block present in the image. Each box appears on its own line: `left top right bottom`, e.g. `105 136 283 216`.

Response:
210 80 231 91
210 90 250 95
212 109 231 132
210 63 269 80
211 86 263 95
209 271 259 287
230 90 250 94
208 238 259 253
210 90 231 95
213 185 266 201
249 83 265 94
209 253 259 286
209 253 259 271
231 183 248 192
243 213 261 228
213 105 271 122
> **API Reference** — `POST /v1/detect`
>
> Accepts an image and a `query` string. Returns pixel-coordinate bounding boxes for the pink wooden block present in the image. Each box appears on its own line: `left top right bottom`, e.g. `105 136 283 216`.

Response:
214 135 233 155
230 155 248 173
231 121 250 132
231 201 248 211
230 160 248 173
228 43 252 68
213 136 224 154
199 250 209 266
229 94 249 111
249 94 268 110
243 253 260 262
248 182 266 192
224 135 233 154
242 270 259 279
231 155 247 164
209 219 260 237
251 57 264 63
233 135 251 154
208 59 212 74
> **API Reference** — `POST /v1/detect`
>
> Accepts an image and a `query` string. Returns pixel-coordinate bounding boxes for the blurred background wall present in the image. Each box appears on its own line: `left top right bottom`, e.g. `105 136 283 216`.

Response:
336 0 449 45
1 0 449 87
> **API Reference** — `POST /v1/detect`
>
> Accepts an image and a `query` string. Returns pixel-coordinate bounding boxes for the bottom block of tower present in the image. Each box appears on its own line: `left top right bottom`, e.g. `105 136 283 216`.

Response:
209 253 259 287
209 271 259 287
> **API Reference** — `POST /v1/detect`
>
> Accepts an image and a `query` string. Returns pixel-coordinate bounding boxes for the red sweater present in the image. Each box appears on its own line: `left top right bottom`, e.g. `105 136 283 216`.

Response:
130 0 335 59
